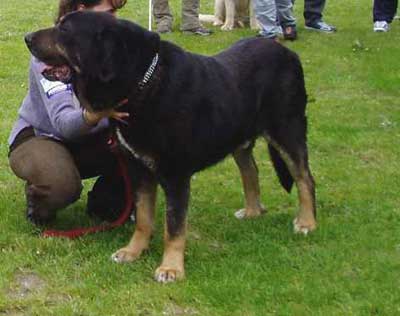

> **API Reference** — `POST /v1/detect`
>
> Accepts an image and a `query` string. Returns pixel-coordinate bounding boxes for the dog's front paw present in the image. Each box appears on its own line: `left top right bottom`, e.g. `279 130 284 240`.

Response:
111 247 141 263
221 23 234 31
154 266 184 283
293 217 317 235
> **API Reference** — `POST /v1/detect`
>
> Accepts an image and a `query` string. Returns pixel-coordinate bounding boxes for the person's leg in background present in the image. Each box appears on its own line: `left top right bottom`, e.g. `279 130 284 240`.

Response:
373 0 398 32
153 0 173 33
303 0 336 32
253 0 281 39
277 0 297 40
304 0 323 25
181 0 213 35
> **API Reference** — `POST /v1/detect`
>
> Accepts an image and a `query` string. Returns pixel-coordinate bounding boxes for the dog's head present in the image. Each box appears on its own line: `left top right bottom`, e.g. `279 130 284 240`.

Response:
25 11 160 111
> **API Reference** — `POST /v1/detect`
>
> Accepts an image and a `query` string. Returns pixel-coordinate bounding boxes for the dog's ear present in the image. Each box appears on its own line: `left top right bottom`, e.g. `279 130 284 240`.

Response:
95 26 125 82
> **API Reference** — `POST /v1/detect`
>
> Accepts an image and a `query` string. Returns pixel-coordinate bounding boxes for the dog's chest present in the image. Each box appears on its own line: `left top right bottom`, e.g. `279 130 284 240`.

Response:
116 127 156 171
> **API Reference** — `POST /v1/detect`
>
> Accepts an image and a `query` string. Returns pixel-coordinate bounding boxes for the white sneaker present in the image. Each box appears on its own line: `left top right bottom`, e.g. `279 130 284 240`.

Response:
373 21 389 32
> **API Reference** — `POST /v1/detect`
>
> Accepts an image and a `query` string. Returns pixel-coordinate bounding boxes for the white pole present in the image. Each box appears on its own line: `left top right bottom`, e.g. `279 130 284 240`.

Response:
149 0 152 31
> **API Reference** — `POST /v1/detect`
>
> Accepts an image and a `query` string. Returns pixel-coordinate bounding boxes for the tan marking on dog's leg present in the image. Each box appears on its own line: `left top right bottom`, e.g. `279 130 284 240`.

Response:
112 179 157 263
233 147 266 219
154 222 186 283
213 0 225 26
293 168 316 235
221 0 236 30
264 134 316 234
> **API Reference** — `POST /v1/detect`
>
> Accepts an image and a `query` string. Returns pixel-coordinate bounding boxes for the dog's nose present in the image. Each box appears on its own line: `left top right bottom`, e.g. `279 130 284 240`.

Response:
24 32 34 48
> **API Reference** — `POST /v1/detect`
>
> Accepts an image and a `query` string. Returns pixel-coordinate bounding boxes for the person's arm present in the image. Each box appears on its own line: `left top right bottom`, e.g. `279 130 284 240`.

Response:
32 59 128 140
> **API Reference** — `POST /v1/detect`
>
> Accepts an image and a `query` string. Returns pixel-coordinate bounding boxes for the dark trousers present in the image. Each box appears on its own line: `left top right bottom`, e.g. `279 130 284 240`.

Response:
373 0 398 22
9 127 118 222
293 0 326 24
304 0 326 24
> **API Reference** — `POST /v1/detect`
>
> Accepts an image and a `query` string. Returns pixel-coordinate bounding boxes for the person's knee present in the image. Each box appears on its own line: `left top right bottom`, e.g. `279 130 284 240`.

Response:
9 137 83 224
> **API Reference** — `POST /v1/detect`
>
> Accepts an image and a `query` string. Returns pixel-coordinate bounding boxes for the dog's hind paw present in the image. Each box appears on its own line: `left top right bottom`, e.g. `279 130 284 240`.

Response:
154 266 184 283
234 209 247 219
234 205 266 219
111 247 141 263
293 218 316 235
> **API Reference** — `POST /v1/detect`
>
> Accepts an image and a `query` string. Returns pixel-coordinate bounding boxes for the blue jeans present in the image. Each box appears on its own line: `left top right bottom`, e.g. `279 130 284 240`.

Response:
253 0 296 38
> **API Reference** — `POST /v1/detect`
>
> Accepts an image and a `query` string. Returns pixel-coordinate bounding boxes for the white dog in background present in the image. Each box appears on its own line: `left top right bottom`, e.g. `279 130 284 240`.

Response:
200 0 259 31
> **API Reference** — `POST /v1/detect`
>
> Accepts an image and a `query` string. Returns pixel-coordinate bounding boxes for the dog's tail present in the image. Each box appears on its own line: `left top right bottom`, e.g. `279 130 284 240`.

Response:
268 144 294 193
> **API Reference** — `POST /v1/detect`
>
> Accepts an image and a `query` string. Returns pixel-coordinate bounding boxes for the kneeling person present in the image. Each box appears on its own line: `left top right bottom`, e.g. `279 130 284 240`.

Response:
8 0 130 225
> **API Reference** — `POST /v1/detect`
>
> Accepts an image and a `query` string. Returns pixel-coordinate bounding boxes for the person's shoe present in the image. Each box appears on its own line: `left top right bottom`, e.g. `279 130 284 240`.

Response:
305 20 337 33
283 25 297 40
183 26 213 36
156 24 172 34
373 20 389 32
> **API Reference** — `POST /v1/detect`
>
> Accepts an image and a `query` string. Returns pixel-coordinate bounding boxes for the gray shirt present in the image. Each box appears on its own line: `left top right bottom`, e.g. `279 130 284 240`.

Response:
8 57 108 145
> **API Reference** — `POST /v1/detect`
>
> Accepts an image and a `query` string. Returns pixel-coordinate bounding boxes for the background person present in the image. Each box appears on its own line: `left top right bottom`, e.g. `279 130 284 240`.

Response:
254 0 297 40
8 0 130 225
373 0 398 32
293 0 336 33
153 0 213 35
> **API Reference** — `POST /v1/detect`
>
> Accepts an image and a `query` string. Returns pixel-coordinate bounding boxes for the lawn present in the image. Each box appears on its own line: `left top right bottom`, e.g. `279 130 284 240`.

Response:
0 0 400 315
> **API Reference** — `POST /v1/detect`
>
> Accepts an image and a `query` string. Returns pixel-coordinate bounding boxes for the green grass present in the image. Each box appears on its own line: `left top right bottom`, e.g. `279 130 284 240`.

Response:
1 0 400 315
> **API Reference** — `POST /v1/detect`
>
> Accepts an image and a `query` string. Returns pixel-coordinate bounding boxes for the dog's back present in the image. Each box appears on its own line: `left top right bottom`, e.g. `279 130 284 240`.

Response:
212 37 307 128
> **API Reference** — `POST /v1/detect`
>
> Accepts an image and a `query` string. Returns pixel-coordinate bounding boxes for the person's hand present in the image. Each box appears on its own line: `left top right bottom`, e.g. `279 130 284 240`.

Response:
83 108 129 126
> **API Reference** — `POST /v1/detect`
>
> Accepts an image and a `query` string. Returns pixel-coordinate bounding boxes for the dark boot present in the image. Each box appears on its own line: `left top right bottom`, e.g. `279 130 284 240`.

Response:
87 175 134 222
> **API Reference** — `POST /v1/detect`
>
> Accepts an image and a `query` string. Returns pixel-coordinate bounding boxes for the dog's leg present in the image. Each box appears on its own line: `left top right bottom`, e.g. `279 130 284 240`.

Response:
221 0 236 30
154 176 190 283
214 0 225 26
248 0 260 30
232 142 266 219
292 166 316 235
264 128 316 235
112 174 157 263
236 0 248 28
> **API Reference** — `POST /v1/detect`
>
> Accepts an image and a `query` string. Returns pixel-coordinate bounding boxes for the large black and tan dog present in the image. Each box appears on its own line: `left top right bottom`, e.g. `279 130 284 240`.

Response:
25 11 316 282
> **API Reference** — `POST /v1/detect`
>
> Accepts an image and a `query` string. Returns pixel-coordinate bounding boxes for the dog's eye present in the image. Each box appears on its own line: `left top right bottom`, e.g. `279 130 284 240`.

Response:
59 27 68 33
57 22 69 33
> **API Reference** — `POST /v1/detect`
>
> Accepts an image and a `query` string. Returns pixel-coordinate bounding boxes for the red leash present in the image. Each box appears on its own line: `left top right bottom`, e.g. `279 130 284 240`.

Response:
41 134 133 239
